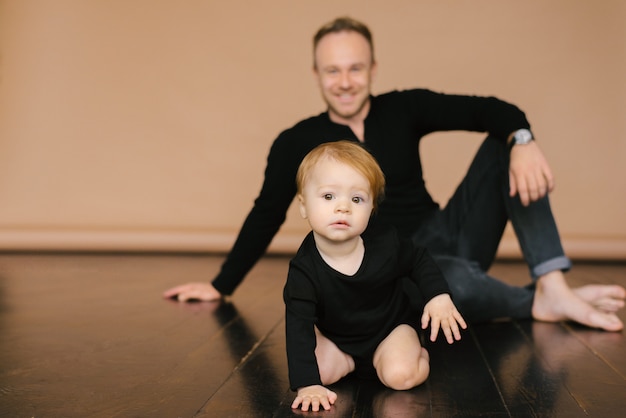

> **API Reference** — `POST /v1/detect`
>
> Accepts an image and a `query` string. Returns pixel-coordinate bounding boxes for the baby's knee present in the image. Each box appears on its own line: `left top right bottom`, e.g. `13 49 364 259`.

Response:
318 353 354 385
378 357 430 390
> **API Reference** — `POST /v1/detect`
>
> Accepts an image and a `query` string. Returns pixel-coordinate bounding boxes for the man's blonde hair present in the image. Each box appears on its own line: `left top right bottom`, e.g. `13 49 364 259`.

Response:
296 141 385 210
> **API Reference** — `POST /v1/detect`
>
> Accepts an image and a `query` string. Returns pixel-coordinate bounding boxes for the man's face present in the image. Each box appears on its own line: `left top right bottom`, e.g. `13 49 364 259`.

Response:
313 31 376 125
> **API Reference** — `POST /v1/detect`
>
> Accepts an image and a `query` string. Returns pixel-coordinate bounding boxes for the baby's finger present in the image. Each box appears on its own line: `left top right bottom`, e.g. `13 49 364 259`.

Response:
449 318 461 340
291 396 303 410
430 317 441 342
301 397 311 411
441 320 454 344
421 311 430 329
320 396 332 411
455 311 468 329
311 397 321 412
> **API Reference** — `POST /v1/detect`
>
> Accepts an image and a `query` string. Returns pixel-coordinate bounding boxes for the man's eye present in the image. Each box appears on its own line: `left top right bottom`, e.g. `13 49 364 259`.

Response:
323 194 333 200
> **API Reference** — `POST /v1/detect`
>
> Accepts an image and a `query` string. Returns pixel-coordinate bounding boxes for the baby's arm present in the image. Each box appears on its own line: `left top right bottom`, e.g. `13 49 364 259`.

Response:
421 293 467 343
292 384 337 412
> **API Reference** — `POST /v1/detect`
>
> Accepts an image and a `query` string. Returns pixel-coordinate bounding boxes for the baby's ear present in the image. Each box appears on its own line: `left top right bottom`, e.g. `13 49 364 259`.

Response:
297 194 307 219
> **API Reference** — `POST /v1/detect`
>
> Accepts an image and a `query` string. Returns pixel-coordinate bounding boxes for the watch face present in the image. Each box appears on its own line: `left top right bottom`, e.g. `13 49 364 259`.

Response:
515 129 532 144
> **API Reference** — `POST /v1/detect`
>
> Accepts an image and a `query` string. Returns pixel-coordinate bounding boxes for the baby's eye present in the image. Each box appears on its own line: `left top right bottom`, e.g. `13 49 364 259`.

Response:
352 196 363 204
323 194 333 200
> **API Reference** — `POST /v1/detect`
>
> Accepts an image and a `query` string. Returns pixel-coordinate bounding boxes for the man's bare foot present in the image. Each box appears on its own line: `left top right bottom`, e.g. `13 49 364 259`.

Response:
573 284 626 313
532 271 624 332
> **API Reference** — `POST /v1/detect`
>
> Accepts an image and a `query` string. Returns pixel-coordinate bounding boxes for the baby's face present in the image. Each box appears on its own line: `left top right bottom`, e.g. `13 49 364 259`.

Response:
298 159 373 243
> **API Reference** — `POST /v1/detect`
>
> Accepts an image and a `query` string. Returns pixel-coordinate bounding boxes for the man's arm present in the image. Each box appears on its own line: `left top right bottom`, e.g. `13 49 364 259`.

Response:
163 133 301 301
161 200 290 301
410 89 554 205
406 89 531 140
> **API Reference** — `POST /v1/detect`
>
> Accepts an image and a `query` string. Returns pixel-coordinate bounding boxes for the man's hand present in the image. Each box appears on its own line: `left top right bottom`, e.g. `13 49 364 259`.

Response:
162 282 222 302
292 385 337 412
509 141 555 206
421 294 467 343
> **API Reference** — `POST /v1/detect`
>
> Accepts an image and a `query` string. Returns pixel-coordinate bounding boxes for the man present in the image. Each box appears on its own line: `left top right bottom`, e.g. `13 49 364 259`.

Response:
164 17 625 331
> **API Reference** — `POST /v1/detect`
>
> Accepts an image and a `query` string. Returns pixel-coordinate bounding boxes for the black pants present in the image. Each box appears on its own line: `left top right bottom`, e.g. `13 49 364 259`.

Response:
413 137 572 322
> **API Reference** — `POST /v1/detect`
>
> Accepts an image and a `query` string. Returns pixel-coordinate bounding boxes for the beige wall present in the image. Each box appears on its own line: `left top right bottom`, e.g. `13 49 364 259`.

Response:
1 0 625 259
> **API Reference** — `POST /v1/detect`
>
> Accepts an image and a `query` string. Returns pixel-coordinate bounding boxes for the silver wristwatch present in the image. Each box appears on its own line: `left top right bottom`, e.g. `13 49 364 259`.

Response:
512 129 533 146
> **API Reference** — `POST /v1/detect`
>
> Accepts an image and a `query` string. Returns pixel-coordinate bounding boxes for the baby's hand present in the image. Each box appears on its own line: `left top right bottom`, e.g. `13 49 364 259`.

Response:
421 293 467 343
292 384 337 412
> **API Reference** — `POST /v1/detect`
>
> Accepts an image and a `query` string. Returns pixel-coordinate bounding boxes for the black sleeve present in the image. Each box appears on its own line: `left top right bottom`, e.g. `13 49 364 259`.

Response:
283 262 322 391
211 134 301 295
405 89 531 141
405 242 451 303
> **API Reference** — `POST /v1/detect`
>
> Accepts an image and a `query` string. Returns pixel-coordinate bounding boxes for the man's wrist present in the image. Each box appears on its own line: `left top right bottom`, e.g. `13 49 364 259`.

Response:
508 128 533 150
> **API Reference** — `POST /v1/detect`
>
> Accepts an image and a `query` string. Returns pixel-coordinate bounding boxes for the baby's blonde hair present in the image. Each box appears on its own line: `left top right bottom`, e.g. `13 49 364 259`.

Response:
296 140 385 210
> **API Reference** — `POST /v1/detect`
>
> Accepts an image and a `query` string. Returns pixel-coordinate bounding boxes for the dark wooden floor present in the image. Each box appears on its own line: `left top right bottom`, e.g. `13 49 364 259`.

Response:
0 253 624 417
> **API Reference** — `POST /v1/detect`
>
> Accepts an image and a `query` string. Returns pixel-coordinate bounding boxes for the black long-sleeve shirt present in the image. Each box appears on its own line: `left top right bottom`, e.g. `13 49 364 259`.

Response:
212 89 530 295
283 225 450 390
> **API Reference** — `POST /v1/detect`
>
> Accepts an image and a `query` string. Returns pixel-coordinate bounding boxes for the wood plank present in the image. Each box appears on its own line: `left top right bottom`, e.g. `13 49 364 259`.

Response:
424 328 509 417
0 254 624 417
0 254 287 417
472 320 587 417
517 321 626 417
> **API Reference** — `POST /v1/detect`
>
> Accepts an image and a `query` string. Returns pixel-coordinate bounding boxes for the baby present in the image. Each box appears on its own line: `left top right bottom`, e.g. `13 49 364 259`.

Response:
284 140 467 412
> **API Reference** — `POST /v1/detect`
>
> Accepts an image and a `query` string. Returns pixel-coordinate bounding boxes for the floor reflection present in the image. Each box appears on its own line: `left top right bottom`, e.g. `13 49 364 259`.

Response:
476 319 623 416
371 389 429 417
205 299 287 412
